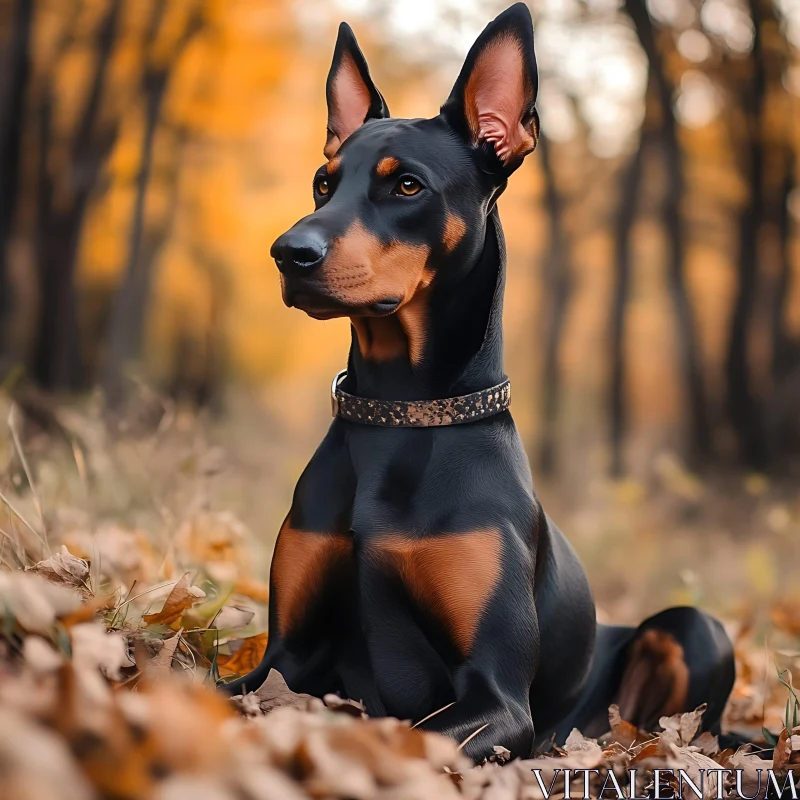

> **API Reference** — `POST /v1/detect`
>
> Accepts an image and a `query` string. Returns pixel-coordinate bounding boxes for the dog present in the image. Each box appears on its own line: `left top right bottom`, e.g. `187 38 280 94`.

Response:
220 4 735 761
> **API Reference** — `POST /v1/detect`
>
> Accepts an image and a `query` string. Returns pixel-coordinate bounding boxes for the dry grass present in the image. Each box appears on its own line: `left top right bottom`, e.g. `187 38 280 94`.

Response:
0 389 799 799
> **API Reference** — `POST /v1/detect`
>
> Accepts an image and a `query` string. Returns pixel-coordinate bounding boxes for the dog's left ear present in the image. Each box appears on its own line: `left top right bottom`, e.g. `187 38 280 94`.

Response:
442 3 539 172
325 22 390 159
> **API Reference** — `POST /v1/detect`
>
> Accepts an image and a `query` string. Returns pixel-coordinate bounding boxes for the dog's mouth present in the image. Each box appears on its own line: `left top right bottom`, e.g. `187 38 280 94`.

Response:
285 289 401 320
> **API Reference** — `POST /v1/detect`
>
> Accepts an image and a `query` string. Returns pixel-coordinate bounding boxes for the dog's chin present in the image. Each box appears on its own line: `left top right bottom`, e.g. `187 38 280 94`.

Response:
286 291 401 320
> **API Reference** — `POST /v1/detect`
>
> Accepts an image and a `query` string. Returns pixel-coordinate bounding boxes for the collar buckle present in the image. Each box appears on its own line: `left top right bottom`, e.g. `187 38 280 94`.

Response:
331 369 347 417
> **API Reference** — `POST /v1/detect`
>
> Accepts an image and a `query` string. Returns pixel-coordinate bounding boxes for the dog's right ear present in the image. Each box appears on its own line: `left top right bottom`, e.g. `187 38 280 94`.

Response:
441 3 539 173
324 23 389 159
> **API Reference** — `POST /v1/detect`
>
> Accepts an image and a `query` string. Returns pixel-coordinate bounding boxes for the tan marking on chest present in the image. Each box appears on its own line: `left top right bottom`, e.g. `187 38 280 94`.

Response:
350 284 430 366
351 316 406 363
370 530 502 656
270 524 353 637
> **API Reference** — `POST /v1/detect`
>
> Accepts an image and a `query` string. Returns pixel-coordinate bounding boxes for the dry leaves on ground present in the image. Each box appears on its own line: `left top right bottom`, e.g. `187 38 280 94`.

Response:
1 544 799 799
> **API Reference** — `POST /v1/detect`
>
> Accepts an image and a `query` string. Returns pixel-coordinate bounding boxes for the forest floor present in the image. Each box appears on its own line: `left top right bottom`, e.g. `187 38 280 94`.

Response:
0 388 799 799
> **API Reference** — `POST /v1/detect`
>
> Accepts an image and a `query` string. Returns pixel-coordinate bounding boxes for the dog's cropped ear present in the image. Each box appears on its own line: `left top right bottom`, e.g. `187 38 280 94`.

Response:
325 23 389 159
441 3 539 172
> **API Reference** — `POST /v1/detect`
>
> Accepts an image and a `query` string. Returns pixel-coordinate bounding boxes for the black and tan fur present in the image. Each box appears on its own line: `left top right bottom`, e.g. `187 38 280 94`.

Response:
220 4 735 761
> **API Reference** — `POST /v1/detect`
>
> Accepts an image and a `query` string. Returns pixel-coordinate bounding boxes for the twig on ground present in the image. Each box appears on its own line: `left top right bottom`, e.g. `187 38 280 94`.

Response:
8 404 47 549
0 489 48 556
458 723 490 752
412 702 456 729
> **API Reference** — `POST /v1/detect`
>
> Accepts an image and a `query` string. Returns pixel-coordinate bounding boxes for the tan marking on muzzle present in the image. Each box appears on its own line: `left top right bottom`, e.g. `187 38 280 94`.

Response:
322 221 431 364
323 221 430 308
327 155 342 174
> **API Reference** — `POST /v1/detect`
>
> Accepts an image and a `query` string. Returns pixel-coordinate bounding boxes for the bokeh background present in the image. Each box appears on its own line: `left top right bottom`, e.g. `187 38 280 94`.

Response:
1 0 800 626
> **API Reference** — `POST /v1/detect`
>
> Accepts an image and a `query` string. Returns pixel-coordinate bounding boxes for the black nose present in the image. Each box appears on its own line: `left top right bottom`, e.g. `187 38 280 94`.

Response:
271 229 327 274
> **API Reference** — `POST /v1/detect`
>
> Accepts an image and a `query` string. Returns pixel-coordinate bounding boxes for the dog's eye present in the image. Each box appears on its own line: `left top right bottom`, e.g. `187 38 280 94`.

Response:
393 176 423 197
315 177 330 196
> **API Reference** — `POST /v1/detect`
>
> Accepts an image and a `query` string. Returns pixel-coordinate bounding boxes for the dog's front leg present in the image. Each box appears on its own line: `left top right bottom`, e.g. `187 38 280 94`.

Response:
416 584 540 761
218 632 336 698
217 519 349 697
362 529 539 762
220 426 357 698
417 655 537 761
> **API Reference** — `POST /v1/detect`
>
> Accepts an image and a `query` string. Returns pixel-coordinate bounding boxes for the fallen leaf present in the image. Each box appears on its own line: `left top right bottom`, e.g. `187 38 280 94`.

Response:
730 748 773 799
773 726 800 772
71 622 134 680
771 603 800 637
562 728 605 768
23 636 64 674
0 571 82 633
659 703 707 746
216 632 268 678
148 630 183 679
660 742 723 799
60 593 116 628
322 694 367 717
248 669 312 714
0 707 95 800
630 740 660 764
153 776 235 800
142 574 206 628
488 744 512 764
214 605 255 631
690 730 720 756
608 703 641 748
29 546 90 591
233 692 263 718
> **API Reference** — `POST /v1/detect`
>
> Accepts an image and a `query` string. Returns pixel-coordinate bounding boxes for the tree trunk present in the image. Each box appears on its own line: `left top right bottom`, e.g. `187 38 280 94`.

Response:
610 134 645 476
536 132 572 476
101 71 169 405
32 0 121 390
725 0 768 468
102 2 199 406
624 0 710 463
0 0 33 358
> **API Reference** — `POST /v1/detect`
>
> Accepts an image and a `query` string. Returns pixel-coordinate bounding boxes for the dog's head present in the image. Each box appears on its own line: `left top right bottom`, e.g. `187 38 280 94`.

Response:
273 3 539 322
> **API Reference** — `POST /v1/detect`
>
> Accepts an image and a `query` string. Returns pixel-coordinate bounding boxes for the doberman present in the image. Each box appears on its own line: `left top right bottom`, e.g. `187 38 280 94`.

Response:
221 4 735 761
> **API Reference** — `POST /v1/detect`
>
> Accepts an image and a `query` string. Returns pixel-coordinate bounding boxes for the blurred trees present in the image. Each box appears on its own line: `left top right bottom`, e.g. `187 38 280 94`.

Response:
615 0 710 474
537 0 799 474
0 0 32 359
0 0 799 476
0 0 296 406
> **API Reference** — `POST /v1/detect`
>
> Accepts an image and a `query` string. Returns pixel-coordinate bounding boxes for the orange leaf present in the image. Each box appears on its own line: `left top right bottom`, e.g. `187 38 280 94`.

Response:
217 632 268 678
60 594 116 628
608 704 641 748
142 574 205 628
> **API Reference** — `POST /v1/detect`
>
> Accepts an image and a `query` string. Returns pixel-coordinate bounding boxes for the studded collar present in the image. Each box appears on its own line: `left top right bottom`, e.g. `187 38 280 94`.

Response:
330 370 511 427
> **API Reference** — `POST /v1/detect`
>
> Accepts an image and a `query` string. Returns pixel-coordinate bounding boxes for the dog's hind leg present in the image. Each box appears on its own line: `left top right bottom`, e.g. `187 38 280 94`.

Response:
617 606 735 734
547 607 735 744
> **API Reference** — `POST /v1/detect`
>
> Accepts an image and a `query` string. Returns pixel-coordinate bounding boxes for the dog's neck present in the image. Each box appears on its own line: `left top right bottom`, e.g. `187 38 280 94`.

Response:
343 211 506 402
